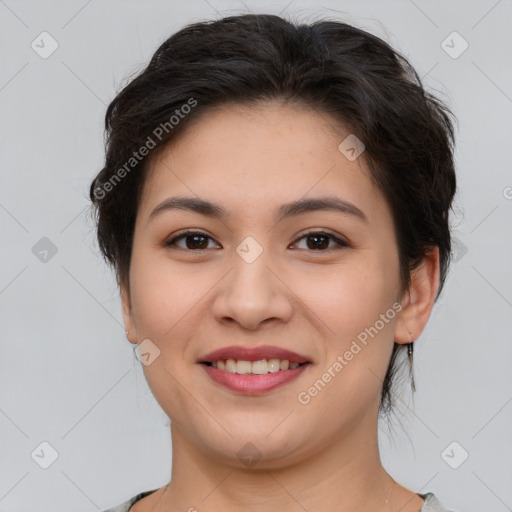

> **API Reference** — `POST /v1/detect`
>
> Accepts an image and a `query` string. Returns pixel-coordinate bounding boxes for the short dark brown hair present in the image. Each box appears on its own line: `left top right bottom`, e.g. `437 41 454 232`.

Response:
89 14 457 414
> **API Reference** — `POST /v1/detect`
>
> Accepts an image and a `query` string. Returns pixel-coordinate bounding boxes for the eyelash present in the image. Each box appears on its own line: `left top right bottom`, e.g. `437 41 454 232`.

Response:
164 230 349 253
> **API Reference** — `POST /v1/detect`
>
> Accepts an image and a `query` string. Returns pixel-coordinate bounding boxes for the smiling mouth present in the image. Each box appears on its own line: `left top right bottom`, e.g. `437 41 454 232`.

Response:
200 358 312 395
197 345 312 394
202 358 309 374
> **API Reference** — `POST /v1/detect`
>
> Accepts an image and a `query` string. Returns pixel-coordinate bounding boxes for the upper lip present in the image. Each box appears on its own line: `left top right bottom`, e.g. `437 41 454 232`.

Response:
198 345 311 364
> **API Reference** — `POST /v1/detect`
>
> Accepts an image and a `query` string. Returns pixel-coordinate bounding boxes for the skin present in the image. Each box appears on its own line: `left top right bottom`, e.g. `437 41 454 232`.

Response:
121 101 440 512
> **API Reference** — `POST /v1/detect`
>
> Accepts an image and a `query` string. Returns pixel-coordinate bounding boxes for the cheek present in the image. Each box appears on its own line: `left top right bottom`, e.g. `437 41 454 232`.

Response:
128 253 207 422
293 265 397 422
294 255 398 344
129 248 208 340
294 254 399 412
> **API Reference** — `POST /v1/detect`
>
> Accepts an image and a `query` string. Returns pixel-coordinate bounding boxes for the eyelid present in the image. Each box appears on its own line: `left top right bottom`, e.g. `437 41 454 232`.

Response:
164 229 350 252
164 229 219 251
292 229 349 250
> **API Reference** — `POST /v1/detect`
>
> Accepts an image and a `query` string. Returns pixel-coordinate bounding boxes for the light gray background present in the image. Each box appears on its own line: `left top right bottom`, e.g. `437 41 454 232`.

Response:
1 1 511 511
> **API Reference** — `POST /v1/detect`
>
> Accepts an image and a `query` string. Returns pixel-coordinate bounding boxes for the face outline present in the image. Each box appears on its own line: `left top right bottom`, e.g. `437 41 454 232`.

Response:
121 101 440 470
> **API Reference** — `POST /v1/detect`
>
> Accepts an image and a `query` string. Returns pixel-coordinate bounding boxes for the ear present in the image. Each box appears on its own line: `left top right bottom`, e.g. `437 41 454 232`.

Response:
121 284 138 345
394 246 440 344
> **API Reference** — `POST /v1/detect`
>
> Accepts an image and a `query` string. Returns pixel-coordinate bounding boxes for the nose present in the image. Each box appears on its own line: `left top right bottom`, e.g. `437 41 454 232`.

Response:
211 248 293 331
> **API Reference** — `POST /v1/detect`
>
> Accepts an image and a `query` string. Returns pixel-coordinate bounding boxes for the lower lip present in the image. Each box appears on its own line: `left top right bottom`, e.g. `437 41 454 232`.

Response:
201 363 310 395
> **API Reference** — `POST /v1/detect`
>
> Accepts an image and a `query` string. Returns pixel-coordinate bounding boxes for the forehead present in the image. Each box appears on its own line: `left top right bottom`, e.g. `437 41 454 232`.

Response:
139 102 388 228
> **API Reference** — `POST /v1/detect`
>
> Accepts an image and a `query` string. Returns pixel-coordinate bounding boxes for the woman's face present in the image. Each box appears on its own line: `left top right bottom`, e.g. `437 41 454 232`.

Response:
122 102 432 468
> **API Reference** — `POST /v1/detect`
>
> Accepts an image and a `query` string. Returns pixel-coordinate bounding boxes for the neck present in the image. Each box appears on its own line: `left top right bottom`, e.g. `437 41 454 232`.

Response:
158 419 395 512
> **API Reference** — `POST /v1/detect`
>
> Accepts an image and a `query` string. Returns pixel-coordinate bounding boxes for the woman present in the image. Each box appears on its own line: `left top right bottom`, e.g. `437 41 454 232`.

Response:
91 13 457 512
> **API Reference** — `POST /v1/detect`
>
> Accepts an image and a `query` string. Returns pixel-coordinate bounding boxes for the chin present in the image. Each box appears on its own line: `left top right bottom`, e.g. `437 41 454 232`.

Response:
191 418 310 468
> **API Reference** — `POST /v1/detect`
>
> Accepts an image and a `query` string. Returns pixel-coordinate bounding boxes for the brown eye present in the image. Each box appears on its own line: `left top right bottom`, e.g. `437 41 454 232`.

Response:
164 230 349 253
165 231 219 251
292 231 349 251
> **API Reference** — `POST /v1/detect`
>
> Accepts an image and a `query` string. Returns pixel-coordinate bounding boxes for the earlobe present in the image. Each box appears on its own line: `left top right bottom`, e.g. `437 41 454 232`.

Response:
394 246 440 345
120 285 138 344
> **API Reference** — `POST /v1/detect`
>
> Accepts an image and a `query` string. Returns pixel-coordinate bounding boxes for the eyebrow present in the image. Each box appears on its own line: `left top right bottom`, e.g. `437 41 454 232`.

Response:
147 195 368 224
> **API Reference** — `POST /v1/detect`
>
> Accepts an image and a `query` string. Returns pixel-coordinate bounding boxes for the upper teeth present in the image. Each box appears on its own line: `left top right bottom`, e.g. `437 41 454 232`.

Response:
211 359 300 374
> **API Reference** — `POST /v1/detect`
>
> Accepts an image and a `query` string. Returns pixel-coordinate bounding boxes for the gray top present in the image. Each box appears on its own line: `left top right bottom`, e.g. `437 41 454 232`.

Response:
102 489 455 511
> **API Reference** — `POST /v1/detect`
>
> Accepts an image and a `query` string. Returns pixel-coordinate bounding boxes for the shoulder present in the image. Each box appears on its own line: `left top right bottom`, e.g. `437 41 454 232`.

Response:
420 492 457 512
102 489 456 512
101 489 159 512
